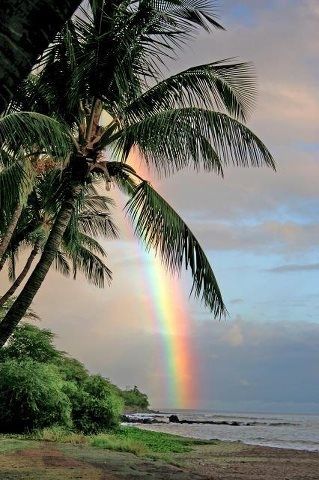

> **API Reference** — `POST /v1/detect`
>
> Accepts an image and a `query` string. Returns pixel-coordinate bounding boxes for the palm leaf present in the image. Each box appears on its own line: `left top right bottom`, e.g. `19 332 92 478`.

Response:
78 211 118 238
0 161 33 213
54 250 71 277
126 181 226 317
70 243 112 288
112 107 275 176
0 112 72 158
124 60 256 122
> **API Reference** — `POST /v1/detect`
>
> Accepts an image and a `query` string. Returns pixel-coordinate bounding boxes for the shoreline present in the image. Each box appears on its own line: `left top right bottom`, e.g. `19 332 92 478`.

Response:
124 410 319 453
135 423 319 453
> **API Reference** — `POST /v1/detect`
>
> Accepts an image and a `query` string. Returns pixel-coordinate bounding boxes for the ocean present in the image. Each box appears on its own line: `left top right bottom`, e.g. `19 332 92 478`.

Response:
124 410 319 451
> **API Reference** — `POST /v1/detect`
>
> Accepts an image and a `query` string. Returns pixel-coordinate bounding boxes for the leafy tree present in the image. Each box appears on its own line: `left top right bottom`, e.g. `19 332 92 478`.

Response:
0 0 275 345
0 359 71 432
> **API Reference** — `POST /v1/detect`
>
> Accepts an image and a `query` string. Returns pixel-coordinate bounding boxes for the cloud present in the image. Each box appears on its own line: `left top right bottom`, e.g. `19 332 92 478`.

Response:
222 324 244 346
268 263 319 273
230 298 244 304
195 317 319 411
189 219 319 254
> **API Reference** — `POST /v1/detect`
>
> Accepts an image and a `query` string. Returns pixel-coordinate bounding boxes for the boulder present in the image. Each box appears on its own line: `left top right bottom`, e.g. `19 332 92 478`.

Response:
169 414 180 423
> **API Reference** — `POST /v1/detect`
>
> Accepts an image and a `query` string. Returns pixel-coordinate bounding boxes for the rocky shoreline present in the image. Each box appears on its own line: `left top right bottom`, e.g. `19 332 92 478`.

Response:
122 413 295 427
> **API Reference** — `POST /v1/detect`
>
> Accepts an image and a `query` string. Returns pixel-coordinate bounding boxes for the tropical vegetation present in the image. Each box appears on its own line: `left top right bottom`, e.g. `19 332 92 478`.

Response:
0 0 275 347
0 322 148 433
0 0 81 112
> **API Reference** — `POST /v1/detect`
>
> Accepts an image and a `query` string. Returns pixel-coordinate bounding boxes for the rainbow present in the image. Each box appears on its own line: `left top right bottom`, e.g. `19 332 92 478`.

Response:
144 258 199 408
114 152 198 409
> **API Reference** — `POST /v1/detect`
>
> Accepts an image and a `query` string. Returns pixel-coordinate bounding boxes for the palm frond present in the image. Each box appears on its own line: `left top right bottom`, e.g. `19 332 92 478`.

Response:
126 181 226 317
0 161 33 213
54 250 71 277
70 243 112 287
0 112 72 158
124 60 256 122
78 211 118 238
113 107 275 176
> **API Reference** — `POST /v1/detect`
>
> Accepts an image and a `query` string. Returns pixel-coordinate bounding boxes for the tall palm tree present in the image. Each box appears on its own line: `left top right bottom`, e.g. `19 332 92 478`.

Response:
0 170 116 307
0 0 275 346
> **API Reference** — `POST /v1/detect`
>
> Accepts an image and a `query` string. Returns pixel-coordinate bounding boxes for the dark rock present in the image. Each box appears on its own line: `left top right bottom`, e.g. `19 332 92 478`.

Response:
169 415 180 423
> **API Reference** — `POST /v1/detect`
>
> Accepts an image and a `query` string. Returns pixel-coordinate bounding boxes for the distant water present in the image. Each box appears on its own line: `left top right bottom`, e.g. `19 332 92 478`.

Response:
125 410 319 451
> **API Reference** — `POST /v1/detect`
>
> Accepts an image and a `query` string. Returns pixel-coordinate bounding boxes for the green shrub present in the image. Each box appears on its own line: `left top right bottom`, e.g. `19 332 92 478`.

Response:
2 324 60 363
121 386 149 410
65 375 124 434
57 356 89 384
0 360 71 433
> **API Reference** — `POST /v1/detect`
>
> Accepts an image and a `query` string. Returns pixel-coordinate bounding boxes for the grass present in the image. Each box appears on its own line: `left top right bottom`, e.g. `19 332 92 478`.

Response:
90 433 149 456
90 427 211 460
0 426 213 461
32 426 87 445
108 427 199 453
0 436 36 454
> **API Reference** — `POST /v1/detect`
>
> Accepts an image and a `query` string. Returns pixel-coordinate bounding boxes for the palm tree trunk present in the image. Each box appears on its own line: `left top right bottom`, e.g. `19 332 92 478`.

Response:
0 240 40 309
0 183 82 347
0 203 23 270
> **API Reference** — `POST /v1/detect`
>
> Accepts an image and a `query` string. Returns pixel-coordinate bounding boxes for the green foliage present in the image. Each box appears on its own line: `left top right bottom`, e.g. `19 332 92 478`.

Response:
121 386 149 410
65 375 124 434
90 433 149 456
2 324 60 363
126 181 225 317
116 427 194 453
0 325 138 434
0 359 71 433
91 427 199 456
57 356 89 384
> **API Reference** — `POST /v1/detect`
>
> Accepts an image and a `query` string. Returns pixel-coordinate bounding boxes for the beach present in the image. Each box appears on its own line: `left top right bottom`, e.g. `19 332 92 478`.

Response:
1 435 319 479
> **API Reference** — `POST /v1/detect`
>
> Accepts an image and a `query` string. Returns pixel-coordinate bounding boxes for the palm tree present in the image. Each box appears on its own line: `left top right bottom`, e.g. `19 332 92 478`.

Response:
0 0 275 346
0 111 71 262
0 0 82 113
0 170 117 307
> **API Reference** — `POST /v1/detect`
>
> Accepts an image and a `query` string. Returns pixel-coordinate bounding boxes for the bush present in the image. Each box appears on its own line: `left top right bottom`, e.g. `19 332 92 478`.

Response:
121 386 149 410
0 360 71 433
2 324 60 363
0 325 147 435
65 375 124 434
57 356 89 384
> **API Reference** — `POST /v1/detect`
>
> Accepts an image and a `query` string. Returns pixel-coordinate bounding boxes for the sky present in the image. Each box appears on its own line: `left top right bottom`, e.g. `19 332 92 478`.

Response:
7 0 319 413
